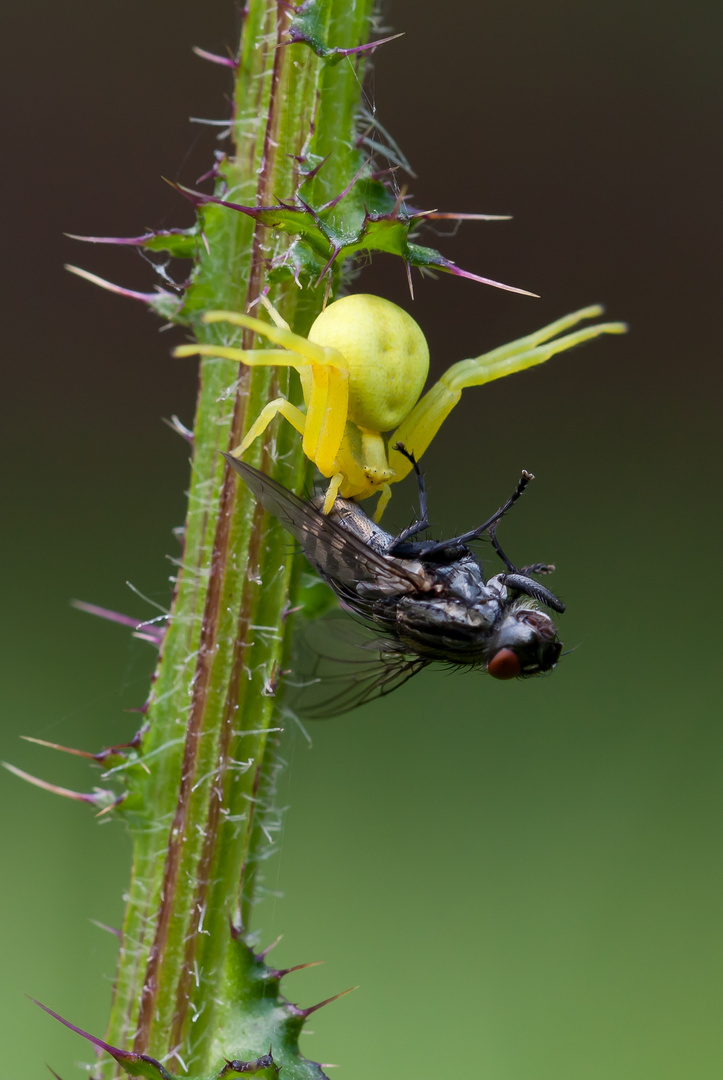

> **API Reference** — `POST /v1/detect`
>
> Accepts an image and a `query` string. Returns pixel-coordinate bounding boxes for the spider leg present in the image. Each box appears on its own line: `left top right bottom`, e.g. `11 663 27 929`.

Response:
259 294 291 331
372 484 392 523
202 310 332 364
304 363 349 476
322 472 345 514
175 309 350 477
388 308 626 479
233 398 306 457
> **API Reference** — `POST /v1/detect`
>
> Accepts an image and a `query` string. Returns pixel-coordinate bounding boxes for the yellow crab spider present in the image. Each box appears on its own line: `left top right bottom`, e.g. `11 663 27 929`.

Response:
174 294 626 520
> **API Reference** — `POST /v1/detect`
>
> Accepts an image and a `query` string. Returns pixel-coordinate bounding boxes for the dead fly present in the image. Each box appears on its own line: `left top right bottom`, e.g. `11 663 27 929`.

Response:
223 449 565 718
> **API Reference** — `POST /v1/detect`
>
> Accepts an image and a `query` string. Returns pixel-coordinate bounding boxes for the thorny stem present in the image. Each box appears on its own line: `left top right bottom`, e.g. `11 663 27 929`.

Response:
101 1 374 1075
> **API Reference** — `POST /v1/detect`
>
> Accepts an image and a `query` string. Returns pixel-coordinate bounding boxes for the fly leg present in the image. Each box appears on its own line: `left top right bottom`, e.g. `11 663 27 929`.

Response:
489 522 565 613
488 521 516 572
488 523 555 576
389 443 430 548
418 470 535 560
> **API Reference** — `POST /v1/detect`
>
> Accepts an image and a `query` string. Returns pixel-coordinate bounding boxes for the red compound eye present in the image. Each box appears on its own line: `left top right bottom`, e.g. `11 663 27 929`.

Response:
487 648 522 680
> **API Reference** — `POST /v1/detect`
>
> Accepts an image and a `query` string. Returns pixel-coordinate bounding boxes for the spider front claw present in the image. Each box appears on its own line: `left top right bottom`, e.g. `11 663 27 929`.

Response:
389 306 627 480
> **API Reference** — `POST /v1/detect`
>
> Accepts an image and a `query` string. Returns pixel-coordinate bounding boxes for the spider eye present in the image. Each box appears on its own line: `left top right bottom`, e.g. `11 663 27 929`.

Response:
487 648 522 680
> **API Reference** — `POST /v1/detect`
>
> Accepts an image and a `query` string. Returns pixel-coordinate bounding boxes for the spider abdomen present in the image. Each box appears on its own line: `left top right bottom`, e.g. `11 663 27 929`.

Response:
308 293 429 431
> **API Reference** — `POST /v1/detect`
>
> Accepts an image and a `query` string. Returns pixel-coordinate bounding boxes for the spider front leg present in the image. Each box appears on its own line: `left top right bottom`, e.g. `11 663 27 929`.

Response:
388 306 627 481
174 309 350 489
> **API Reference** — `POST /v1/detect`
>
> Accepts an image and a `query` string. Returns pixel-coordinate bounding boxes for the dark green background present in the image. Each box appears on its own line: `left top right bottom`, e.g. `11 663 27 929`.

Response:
2 1 721 1076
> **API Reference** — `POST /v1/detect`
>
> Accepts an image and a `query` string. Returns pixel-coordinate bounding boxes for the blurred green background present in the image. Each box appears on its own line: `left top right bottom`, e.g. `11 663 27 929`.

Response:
2 0 721 1077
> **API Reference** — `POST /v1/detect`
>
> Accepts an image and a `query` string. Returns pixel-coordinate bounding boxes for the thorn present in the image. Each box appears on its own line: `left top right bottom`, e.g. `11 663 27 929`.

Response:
95 795 125 818
314 246 341 289
286 29 404 59
71 599 144 631
20 736 96 760
298 985 358 1018
90 919 122 939
405 261 414 301
163 415 194 443
22 734 142 766
192 45 236 68
256 933 283 959
317 160 368 213
268 960 325 979
228 913 244 940
415 210 512 221
71 600 166 646
2 763 116 809
439 261 539 297
65 264 176 305
295 151 330 183
66 231 150 246
65 227 192 246
30 999 171 1077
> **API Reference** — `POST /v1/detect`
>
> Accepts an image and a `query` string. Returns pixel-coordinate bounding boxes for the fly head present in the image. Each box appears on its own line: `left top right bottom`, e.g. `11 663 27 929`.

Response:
486 607 562 680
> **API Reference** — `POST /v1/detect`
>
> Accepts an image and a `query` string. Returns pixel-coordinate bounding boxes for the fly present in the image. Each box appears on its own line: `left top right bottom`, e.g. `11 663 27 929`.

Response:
222 447 565 717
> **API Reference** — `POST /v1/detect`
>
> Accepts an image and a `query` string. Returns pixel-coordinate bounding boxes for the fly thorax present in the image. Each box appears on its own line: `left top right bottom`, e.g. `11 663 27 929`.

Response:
430 555 486 602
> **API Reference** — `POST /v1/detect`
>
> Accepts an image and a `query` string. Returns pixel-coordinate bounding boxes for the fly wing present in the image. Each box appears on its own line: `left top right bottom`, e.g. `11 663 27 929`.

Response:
284 612 430 719
223 455 425 592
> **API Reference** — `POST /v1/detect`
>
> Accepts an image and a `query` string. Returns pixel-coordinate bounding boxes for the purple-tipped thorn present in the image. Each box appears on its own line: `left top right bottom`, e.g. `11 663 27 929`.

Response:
266 960 325 979
163 412 193 442
412 210 512 221
72 600 167 646
22 734 141 766
72 600 145 632
317 160 369 212
65 228 191 246
315 246 341 287
405 260 414 301
439 261 539 297
286 29 404 59
65 265 177 305
331 31 405 57
192 46 237 68
295 985 358 1018
30 1000 174 1079
256 933 283 959
46 1067 64 1080
90 919 122 940
3 763 117 810
21 736 98 761
295 152 330 183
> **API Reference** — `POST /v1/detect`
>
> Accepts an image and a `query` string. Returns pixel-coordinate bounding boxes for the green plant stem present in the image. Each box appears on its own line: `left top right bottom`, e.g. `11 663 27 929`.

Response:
101 2 373 1075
